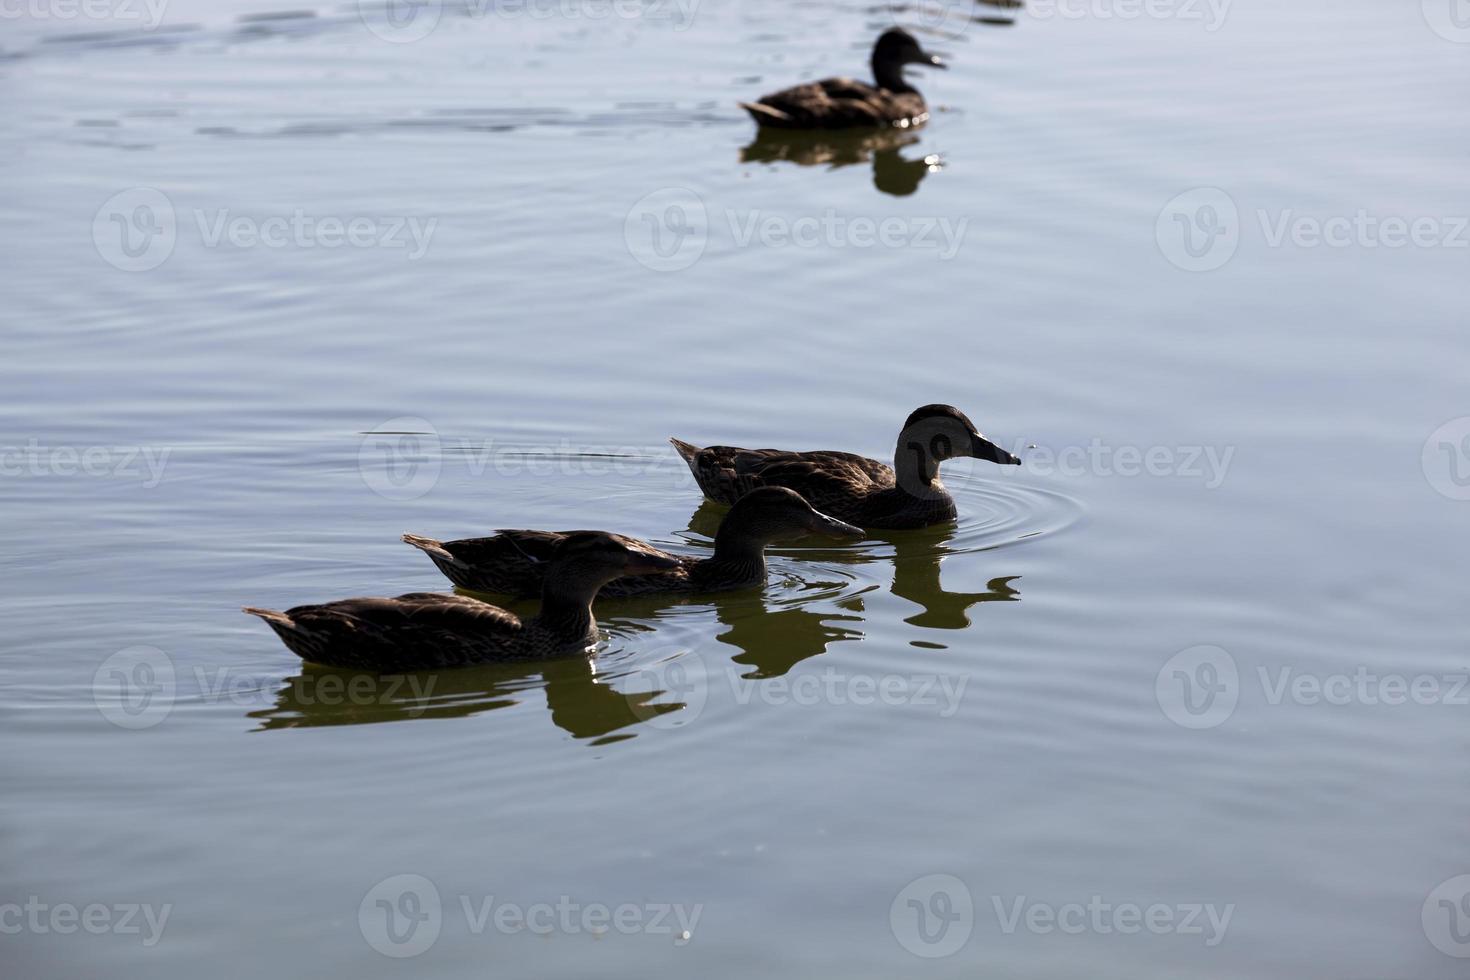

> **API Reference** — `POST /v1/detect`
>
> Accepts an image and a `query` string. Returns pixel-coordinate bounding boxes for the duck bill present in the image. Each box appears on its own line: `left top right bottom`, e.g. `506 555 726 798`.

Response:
806 511 865 540
921 51 947 70
626 552 682 575
971 432 1021 466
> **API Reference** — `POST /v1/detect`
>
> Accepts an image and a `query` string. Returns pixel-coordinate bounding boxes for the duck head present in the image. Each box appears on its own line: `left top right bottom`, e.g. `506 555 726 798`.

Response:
723 487 865 546
895 404 1020 493
872 28 947 93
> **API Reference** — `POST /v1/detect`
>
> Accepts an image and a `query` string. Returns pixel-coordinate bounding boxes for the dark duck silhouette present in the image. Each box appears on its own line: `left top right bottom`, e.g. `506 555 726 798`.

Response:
740 28 947 131
671 405 1021 530
401 486 863 598
243 532 679 671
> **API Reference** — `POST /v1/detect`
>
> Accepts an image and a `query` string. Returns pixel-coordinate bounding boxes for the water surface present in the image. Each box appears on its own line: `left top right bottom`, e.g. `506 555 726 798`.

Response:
4 1 1469 976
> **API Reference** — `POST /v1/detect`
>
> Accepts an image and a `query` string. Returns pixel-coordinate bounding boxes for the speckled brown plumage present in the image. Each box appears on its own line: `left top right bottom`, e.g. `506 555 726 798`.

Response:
403 486 862 598
244 532 679 671
671 405 1022 530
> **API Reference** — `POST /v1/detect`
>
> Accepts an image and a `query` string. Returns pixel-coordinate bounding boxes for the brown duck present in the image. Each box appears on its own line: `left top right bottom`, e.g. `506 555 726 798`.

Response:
242 532 679 671
672 405 1022 530
402 486 863 598
741 29 947 131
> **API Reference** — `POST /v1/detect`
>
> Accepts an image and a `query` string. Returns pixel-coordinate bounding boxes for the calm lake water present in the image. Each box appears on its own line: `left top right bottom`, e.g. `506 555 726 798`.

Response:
4 0 1469 976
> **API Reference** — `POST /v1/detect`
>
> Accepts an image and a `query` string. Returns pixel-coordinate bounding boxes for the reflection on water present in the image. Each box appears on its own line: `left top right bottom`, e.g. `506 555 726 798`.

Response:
875 528 1022 630
741 127 943 196
250 654 682 742
715 592 867 678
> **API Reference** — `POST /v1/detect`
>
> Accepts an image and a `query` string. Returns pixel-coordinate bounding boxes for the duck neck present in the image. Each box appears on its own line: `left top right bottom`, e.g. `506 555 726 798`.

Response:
873 57 914 94
893 435 943 494
532 567 602 642
707 511 770 578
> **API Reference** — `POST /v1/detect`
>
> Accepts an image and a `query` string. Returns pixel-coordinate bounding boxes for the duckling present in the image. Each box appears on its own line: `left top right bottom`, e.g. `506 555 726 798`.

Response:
671 405 1021 530
741 28 947 131
402 486 863 599
242 532 679 671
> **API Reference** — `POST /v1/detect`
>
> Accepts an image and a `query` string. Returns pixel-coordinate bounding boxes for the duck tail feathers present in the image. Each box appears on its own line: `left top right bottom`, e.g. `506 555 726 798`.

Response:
242 606 293 628
669 438 702 466
401 533 466 569
740 101 792 126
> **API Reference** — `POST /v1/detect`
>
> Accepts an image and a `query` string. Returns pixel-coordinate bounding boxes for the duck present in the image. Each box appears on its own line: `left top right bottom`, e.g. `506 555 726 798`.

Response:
671 405 1022 530
740 28 947 131
242 531 680 671
401 486 863 599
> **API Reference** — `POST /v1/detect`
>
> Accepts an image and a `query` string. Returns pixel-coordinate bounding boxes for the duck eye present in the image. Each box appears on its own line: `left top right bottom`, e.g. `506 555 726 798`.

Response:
931 434 952 458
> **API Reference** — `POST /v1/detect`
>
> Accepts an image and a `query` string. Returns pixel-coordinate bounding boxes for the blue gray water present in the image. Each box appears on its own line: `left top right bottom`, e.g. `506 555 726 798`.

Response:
4 1 1469 976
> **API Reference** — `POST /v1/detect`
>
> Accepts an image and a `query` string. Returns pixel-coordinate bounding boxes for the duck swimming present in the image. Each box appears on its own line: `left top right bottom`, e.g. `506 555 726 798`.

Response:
741 29 947 131
402 486 863 599
242 532 679 671
671 405 1022 530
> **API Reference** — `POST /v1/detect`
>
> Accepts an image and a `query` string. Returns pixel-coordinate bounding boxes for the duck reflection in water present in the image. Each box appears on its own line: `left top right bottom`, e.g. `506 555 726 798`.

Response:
249 640 685 745
740 128 943 197
877 527 1021 630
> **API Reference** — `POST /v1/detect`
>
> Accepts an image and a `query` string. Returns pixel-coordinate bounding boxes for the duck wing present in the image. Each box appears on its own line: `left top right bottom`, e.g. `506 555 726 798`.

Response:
672 440 894 511
741 77 899 130
246 593 524 670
